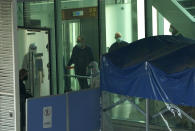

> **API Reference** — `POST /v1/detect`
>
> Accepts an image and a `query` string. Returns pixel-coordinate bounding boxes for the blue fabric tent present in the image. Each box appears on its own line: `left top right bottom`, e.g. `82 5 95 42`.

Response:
100 35 195 107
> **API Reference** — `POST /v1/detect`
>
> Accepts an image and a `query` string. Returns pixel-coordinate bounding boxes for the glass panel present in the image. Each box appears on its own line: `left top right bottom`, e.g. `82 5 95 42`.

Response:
62 0 100 91
18 28 50 97
17 2 24 26
19 0 57 95
63 21 81 91
22 0 54 28
102 91 146 129
111 94 146 123
101 0 195 130
103 0 145 124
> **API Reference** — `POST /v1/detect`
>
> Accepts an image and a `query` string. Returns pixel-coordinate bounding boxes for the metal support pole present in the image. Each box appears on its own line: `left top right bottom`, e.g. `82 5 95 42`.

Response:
144 0 153 37
146 99 150 131
144 0 153 130
152 108 169 119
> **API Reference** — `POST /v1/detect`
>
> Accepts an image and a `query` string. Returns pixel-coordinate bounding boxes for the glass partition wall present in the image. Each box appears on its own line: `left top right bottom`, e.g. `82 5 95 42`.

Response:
61 0 99 91
17 0 100 94
17 27 51 97
102 0 195 130
16 0 195 130
103 0 146 125
17 0 56 96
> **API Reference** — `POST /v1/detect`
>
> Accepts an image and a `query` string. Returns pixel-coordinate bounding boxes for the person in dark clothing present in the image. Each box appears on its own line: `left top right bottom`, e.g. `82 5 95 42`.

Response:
19 69 31 131
108 32 128 53
67 36 94 89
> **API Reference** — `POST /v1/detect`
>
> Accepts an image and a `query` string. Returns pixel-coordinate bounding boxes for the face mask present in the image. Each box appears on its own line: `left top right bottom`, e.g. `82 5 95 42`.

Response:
116 38 121 42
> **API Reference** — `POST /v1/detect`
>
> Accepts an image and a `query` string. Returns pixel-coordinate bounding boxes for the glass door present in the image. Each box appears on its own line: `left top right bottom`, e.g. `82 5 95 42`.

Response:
62 20 80 91
18 28 51 97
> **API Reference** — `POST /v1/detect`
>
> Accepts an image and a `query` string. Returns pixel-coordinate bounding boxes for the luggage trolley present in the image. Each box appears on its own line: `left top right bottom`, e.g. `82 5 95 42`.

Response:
64 65 99 91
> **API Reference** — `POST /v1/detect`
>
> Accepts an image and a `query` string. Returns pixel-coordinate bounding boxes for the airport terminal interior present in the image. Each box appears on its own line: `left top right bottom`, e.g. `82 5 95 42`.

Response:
1 0 195 131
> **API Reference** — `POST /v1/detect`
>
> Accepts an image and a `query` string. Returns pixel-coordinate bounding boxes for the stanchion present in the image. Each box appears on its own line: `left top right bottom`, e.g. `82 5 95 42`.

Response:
146 99 149 131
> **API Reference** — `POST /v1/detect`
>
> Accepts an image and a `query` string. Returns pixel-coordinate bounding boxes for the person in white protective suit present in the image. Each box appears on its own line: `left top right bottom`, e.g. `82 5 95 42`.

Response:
22 43 44 97
86 61 100 88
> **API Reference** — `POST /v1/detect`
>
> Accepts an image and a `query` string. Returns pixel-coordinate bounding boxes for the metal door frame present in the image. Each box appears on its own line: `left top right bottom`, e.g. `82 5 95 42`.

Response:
17 26 52 95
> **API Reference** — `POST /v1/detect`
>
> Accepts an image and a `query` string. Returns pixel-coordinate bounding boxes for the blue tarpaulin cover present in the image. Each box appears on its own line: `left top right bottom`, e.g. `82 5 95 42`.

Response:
101 35 195 107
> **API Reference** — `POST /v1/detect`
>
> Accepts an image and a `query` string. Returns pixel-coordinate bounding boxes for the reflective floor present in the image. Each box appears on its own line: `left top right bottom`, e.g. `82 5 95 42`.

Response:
104 92 195 130
111 94 145 122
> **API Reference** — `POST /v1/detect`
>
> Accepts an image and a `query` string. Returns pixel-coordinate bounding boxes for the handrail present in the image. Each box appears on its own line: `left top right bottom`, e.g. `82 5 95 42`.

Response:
64 74 92 79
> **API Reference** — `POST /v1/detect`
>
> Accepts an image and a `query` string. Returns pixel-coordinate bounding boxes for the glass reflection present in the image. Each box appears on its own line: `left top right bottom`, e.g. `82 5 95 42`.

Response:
61 0 99 91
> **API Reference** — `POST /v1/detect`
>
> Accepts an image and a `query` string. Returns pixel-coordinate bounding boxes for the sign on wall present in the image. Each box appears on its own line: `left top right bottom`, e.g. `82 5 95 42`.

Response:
43 106 52 128
62 7 98 20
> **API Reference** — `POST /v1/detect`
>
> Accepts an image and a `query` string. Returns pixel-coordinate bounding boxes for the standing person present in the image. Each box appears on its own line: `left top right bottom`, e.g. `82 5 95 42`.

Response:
67 36 94 89
19 69 32 131
108 32 129 53
86 61 100 88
